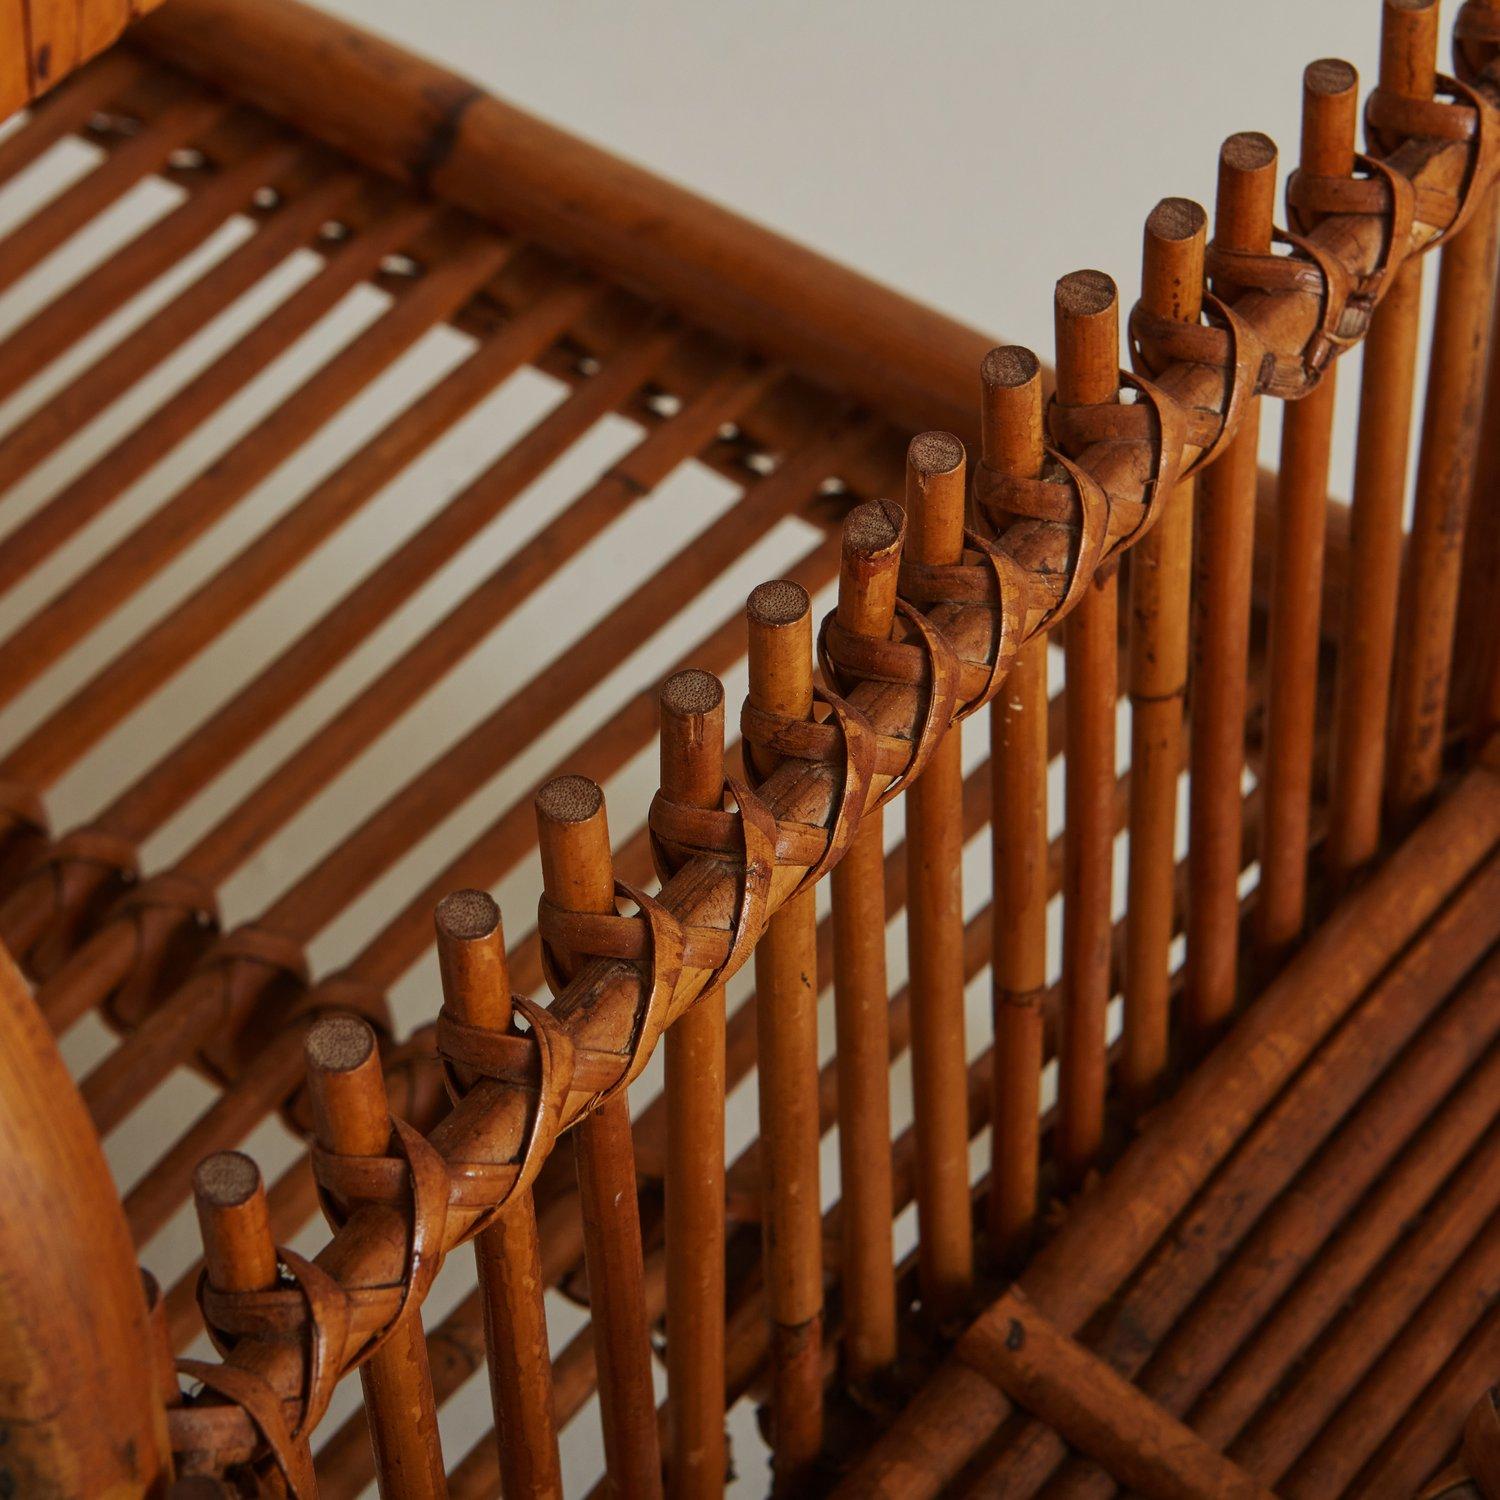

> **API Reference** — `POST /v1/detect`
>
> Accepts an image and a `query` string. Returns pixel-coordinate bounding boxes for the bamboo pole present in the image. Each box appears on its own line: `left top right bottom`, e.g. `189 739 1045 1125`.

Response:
829 501 902 1377
1326 0 1439 875
1123 201 1204 1105
658 670 729 1497
434 889 565 1500
304 1017 448 1498
536 776 663 1500
1185 133 1277 1040
1257 63 1356 954
979 347 1049 1253
904 430 976 1313
1054 270 1120 1179
746 579 825 1486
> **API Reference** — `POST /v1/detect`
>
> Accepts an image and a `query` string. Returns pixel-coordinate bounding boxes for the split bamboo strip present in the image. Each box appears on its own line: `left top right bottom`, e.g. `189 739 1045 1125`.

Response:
1326 0 1438 876
536 776 663 1500
658 669 729 1498
979 346 1048 1252
829 501 901 1379
1054 270 1119 1179
1123 203 1201 1105
1185 132 1276 1040
747 578 825 1487
904 429 975 1314
1256 62 1354 953
435 888 564 1500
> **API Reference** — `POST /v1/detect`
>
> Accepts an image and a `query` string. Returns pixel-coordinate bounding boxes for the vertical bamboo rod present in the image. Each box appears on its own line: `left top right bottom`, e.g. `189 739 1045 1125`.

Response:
1387 189 1500 818
1123 201 1205 1107
535 777 663 1500
305 1017 448 1500
904 430 976 1315
746 580 825 1487
980 347 1049 1254
1327 0 1439 875
1258 63 1358 954
434 889 564 1500
1054 270 1121 1180
829 500 902 1377
192 1152 314 1479
658 670 728 1499
1185 133 1277 1042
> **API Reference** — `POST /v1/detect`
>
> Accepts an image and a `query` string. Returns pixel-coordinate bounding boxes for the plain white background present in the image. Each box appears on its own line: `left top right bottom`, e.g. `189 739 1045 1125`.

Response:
2 2 1425 1494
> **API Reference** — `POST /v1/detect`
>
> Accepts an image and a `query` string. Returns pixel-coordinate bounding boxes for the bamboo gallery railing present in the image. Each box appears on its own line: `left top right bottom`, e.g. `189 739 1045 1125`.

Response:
2 0 1500 1495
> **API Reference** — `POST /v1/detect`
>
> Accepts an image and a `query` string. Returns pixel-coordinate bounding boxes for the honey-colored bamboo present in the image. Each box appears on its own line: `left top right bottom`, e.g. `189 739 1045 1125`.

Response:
979 346 1048 1253
1326 0 1438 876
1123 201 1203 1105
304 1017 448 1498
1185 133 1276 1040
904 429 976 1315
434 889 564 1500
1054 270 1120 1180
536 776 663 1500
658 670 729 1498
829 500 901 1379
1256 62 1356 955
746 578 825 1484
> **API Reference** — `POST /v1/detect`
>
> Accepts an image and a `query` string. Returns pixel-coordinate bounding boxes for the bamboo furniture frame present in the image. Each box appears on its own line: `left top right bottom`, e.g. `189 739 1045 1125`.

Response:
0 0 1497 1496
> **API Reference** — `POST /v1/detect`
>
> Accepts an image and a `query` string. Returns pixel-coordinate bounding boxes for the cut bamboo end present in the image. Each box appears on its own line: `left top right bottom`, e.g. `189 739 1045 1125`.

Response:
536 775 615 931
1380 0 1439 100
435 887 510 1030
1216 133 1278 261
907 431 967 566
659 669 726 810
193 1150 277 1293
747 581 814 777
1055 270 1120 408
981 346 1045 482
1143 200 1207 325
304 1015 390 1159
1302 60 1358 180
838 498 905 640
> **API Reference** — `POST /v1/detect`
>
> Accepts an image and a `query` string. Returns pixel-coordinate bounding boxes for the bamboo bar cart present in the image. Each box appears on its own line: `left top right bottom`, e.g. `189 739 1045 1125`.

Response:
0 0 1497 1494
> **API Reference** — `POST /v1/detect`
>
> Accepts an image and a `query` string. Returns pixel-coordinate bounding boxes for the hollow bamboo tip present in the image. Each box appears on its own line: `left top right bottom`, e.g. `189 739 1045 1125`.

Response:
1146 197 1207 245
907 430 965 478
1220 131 1277 175
535 773 605 826
981 345 1041 391
843 498 902 558
661 667 724 719
747 578 811 628
1055 268 1117 320
436 887 501 942
194 1150 262 1209
1305 57 1358 98
305 1013 377 1074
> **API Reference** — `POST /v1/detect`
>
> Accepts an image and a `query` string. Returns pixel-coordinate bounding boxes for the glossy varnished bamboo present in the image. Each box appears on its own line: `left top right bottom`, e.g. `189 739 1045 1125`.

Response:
1054 271 1120 1180
536 777 663 1500
979 348 1048 1253
305 1017 448 1499
1258 64 1356 954
903 430 976 1314
1185 132 1276 1039
658 671 729 1498
828 501 901 1377
1123 201 1203 1104
1327 0 1438 876
434 888 565 1500
747 579 825 1486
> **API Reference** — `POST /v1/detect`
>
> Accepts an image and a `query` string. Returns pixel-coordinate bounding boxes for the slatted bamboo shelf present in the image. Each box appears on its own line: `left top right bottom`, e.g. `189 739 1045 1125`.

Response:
0 0 1495 1496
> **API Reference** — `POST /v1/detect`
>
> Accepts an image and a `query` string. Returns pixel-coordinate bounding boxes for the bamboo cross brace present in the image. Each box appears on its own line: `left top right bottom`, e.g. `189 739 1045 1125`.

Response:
169 32 1500 1465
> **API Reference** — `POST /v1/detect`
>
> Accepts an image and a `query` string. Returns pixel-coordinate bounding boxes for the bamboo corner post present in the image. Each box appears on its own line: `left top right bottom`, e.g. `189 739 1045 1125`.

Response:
1053 270 1121 1183
1123 200 1204 1109
829 500 902 1377
1185 132 1277 1043
1327 0 1440 878
904 430 976 1321
1257 61 1357 956
657 668 730 1498
304 1016 448 1499
978 347 1049 1255
535 775 664 1500
746 578 826 1485
434 886 565 1500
